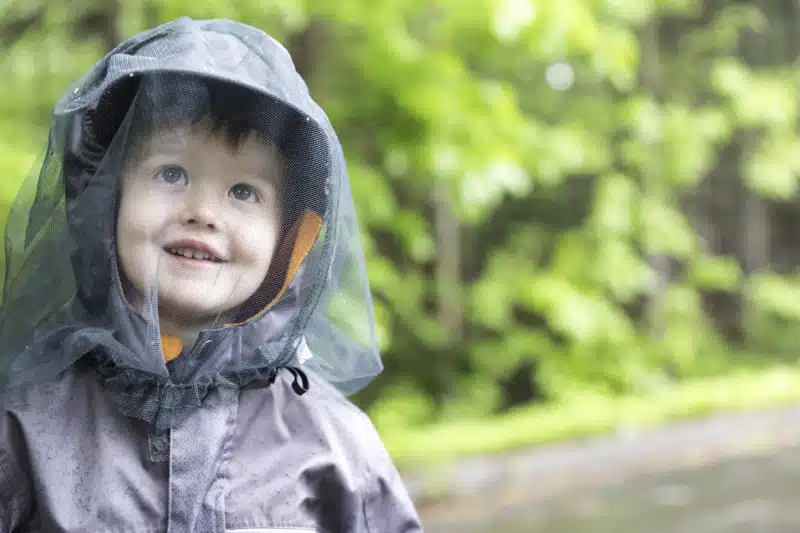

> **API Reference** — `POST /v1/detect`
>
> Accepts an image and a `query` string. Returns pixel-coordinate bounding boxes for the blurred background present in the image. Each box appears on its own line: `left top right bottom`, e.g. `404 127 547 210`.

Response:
3 0 800 531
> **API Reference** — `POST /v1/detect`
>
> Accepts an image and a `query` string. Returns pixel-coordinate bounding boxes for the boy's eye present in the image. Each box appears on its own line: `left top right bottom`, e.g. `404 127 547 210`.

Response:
155 165 188 185
229 183 259 203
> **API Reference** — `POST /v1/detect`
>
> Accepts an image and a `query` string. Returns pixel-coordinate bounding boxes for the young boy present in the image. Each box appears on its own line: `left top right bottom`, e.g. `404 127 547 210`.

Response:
0 17 423 532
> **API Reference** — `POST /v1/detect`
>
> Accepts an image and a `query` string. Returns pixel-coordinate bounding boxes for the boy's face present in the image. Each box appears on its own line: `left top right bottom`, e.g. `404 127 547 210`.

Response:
116 123 283 325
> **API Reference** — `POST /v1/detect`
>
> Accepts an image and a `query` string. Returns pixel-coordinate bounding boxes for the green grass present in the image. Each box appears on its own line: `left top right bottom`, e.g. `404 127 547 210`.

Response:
381 365 800 470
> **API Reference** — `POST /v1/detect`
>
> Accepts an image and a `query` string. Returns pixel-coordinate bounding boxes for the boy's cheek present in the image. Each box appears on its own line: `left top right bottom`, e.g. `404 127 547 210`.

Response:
238 224 279 252
128 192 177 221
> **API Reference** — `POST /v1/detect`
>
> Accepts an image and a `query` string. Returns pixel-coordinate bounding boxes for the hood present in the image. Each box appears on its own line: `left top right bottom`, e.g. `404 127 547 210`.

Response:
0 18 382 431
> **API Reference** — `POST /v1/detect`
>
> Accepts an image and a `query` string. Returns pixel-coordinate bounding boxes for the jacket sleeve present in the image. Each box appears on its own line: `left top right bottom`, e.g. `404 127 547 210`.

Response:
362 442 424 533
0 401 33 532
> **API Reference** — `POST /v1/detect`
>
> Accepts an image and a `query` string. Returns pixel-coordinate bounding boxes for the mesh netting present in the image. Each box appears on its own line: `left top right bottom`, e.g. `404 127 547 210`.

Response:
0 18 382 430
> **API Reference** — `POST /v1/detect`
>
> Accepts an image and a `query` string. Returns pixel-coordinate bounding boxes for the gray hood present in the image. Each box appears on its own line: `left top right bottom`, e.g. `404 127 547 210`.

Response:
0 17 383 431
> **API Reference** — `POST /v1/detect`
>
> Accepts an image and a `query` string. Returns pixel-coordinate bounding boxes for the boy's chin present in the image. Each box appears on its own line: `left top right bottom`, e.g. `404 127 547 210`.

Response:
156 298 240 329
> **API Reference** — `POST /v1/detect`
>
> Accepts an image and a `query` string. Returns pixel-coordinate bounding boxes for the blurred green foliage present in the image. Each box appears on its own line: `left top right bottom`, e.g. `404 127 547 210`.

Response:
386 365 800 468
1 0 800 436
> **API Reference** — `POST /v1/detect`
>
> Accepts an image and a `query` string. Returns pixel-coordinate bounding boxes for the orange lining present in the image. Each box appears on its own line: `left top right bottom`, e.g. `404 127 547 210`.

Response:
269 209 323 308
161 334 184 362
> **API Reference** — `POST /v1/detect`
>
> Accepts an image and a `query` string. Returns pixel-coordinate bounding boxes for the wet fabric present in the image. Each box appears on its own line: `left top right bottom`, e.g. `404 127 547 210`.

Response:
1 363 422 532
0 17 421 532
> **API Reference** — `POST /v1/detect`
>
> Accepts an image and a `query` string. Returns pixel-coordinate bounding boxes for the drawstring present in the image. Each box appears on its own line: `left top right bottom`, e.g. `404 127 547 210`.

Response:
264 366 310 396
285 366 310 396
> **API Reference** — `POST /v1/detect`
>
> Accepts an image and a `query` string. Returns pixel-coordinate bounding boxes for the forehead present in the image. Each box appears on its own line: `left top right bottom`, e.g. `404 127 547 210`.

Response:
132 122 284 176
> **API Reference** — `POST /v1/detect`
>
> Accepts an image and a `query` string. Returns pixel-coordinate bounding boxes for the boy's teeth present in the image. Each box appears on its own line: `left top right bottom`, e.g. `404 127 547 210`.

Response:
168 247 214 261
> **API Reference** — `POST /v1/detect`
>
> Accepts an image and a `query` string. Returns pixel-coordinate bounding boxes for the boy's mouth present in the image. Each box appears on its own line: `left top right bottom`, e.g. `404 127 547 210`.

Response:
163 239 226 263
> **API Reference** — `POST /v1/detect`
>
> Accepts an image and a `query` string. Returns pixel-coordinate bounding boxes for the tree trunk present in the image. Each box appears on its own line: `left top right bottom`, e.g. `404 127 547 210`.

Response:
738 0 771 337
433 182 463 342
285 19 329 91
104 0 122 51
640 19 670 339
143 0 160 31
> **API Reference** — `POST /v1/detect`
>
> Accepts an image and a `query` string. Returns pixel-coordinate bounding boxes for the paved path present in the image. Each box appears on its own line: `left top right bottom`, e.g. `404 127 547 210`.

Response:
407 406 800 532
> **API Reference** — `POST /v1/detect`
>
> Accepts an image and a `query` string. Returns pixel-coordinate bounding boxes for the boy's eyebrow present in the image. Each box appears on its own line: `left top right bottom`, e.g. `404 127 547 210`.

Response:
146 132 189 154
238 158 284 184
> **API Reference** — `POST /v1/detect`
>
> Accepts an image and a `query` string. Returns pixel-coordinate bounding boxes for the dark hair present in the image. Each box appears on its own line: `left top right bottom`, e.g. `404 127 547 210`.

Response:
123 73 287 169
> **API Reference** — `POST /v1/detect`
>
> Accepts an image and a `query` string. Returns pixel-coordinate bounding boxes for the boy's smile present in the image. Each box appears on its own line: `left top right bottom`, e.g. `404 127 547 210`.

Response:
164 239 226 263
116 122 284 331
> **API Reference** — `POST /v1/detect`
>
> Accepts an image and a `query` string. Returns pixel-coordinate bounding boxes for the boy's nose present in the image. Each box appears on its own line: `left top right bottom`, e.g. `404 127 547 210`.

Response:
184 215 215 230
180 199 220 230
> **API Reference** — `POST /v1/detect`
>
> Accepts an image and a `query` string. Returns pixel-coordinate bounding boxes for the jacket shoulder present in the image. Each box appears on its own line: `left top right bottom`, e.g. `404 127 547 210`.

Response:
268 369 392 472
